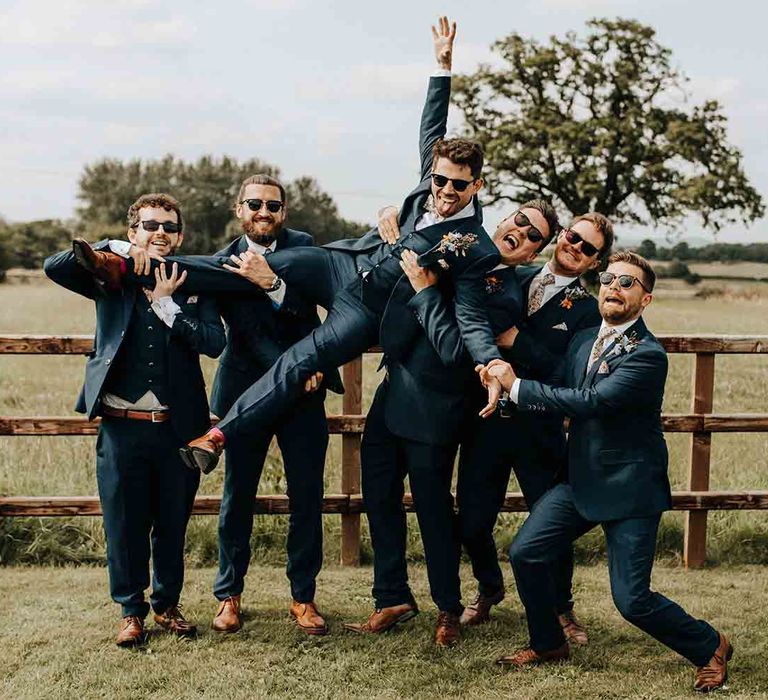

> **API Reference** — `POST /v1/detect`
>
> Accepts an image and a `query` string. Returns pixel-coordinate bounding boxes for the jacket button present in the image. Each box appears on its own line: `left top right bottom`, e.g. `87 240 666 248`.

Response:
121 331 125 337
149 362 154 367
148 326 153 331
105 359 111 365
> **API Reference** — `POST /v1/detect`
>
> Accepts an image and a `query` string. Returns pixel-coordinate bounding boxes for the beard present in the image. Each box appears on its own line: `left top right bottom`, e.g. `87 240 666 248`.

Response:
242 217 278 245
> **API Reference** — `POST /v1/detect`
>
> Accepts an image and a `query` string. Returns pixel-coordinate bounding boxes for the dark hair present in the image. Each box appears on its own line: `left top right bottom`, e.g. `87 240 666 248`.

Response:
570 212 614 259
431 138 484 180
127 193 183 231
519 198 561 251
608 250 656 291
236 174 286 206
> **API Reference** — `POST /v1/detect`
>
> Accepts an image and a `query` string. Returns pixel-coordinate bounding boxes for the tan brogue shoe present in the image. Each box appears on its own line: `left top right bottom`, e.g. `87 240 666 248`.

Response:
116 615 146 647
496 643 570 668
179 429 225 474
460 589 505 626
558 610 589 646
290 600 328 636
153 604 197 638
344 602 418 634
212 595 242 632
72 238 125 292
694 632 733 692
434 611 460 647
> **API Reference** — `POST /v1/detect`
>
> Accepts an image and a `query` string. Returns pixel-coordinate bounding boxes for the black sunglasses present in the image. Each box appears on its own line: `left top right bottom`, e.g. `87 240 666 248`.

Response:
512 210 545 243
139 220 181 234
563 228 600 257
599 271 651 293
430 173 475 192
241 198 284 213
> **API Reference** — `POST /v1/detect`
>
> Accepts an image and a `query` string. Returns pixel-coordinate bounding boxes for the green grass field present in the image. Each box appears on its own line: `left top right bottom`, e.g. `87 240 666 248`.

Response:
1 563 766 699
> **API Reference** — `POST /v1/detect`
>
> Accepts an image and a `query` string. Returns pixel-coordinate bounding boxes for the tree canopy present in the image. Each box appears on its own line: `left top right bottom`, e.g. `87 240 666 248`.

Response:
453 18 764 233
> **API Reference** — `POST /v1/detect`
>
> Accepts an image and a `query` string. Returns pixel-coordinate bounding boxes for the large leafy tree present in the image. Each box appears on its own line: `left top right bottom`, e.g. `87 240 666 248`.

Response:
453 18 764 232
76 155 367 252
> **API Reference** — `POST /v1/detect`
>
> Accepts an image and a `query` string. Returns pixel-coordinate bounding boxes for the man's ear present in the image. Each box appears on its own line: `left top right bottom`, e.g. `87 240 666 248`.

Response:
587 257 600 271
472 178 484 195
525 249 538 264
641 292 653 310
175 232 184 251
127 228 137 246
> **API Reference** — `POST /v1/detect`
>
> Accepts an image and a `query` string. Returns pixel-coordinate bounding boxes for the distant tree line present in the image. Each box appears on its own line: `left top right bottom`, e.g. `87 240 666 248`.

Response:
0 155 369 276
634 239 768 263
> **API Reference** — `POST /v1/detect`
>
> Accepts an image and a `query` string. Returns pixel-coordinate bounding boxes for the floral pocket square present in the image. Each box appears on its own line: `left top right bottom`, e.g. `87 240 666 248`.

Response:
597 360 610 375
186 295 198 304
551 322 568 331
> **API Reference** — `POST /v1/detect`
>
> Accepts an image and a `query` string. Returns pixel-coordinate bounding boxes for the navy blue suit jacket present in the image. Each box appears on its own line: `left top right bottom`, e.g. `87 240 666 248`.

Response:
506 265 601 380
517 317 672 521
325 76 501 366
210 230 342 417
44 241 226 442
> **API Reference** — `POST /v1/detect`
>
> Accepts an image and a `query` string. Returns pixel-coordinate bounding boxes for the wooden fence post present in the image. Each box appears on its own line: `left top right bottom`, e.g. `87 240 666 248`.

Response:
340 357 362 566
684 352 715 568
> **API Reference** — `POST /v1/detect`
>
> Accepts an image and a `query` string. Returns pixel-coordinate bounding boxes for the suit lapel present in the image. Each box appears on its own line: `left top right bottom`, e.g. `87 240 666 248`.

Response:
582 318 648 386
576 329 599 388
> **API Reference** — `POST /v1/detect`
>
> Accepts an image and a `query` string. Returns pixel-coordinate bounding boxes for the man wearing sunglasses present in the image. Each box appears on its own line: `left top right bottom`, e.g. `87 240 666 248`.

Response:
458 213 611 637
208 174 343 636
44 193 225 647
480 252 731 693
71 17 508 475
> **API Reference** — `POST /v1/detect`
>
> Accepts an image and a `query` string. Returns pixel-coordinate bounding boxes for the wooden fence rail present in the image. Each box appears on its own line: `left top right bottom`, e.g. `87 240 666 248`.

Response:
2 333 768 569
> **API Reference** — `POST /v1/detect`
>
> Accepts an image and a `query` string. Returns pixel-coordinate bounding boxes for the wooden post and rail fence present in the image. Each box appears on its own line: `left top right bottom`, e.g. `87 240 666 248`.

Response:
1 333 767 569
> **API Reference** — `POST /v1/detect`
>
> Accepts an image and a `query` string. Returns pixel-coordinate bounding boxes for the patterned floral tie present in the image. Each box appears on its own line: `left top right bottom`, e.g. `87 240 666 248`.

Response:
587 327 618 372
527 273 556 315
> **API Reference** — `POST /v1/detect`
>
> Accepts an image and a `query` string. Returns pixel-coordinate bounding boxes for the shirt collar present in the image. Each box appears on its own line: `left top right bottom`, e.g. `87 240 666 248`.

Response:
538 261 577 289
424 197 475 225
598 316 641 339
245 236 277 255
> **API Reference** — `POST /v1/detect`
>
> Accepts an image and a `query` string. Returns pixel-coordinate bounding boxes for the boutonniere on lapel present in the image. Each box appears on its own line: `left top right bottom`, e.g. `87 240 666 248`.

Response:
612 330 641 356
597 360 610 375
484 274 503 295
432 231 479 270
559 285 591 310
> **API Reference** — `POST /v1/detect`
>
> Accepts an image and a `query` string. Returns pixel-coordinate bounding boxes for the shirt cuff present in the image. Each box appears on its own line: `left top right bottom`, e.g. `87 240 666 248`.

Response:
151 296 182 328
267 281 286 307
510 378 522 404
432 69 452 78
108 240 132 258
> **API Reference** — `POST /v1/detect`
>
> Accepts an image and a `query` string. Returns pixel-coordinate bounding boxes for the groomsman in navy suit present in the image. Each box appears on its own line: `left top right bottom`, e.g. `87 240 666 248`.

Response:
44 193 225 646
71 17 508 475
346 195 558 646
482 252 731 693
458 214 611 642
208 174 343 636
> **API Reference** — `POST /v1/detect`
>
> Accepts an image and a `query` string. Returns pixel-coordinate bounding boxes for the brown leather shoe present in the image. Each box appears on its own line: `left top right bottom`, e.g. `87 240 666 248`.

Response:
290 600 328 636
496 643 570 667
694 632 733 692
460 589 505 626
212 595 242 632
558 609 588 646
72 238 125 292
179 429 225 474
434 611 460 647
344 602 418 634
116 615 146 647
153 604 197 637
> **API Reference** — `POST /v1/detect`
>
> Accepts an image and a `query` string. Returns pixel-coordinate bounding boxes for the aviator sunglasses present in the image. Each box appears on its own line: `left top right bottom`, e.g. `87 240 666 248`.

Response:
240 198 284 213
430 173 476 192
563 228 600 257
139 220 181 234
599 271 651 293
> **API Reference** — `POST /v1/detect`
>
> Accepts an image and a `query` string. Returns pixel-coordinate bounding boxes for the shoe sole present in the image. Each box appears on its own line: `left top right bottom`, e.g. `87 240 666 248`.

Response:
72 240 109 296
179 446 219 474
116 632 148 648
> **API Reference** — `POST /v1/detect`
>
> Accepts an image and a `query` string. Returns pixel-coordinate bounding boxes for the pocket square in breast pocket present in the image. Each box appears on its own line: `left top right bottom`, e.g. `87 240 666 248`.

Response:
597 360 610 374
186 295 198 304
552 322 568 331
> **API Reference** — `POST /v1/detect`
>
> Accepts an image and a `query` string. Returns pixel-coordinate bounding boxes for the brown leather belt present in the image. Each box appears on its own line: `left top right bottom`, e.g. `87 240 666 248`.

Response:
101 405 170 423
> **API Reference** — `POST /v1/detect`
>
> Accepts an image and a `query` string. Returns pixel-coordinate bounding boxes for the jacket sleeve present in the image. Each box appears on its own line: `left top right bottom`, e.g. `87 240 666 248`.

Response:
277 235 318 319
419 76 451 180
170 295 226 358
407 286 466 367
219 298 286 368
43 239 111 300
517 347 668 419
453 253 503 365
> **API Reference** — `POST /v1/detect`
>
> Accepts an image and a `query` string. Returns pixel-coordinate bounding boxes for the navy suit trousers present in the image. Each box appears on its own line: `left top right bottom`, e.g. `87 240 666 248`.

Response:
509 483 720 665
361 383 462 614
96 417 200 618
457 412 572 610
213 390 328 603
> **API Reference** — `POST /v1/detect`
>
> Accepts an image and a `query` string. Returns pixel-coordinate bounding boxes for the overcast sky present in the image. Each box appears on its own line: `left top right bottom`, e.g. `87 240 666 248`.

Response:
2 0 766 243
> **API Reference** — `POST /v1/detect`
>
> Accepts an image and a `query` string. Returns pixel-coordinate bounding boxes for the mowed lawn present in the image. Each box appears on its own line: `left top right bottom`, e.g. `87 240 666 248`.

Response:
1 563 767 700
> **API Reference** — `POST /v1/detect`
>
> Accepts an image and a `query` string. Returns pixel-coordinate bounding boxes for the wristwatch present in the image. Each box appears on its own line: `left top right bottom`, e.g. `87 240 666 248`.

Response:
268 275 283 292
